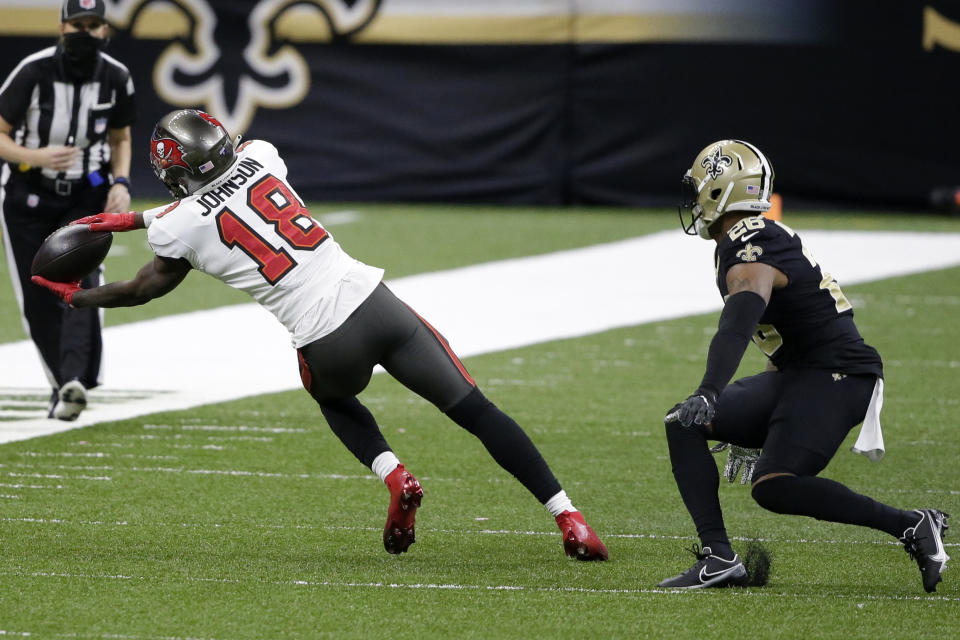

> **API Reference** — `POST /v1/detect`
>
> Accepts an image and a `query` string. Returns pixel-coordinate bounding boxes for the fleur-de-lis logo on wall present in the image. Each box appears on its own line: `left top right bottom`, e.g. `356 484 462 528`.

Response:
924 6 960 52
736 242 763 262
106 0 382 135
701 146 733 179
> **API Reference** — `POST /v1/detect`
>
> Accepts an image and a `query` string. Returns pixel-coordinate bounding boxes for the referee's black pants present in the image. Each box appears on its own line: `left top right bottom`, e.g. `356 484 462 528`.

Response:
1 175 107 391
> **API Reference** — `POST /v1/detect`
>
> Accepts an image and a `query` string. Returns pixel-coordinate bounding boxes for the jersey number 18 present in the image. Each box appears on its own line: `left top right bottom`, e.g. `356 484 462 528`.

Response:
216 174 328 284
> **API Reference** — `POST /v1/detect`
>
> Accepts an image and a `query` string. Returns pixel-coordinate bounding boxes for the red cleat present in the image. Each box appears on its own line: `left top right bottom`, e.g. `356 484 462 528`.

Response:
556 510 608 561
383 464 423 554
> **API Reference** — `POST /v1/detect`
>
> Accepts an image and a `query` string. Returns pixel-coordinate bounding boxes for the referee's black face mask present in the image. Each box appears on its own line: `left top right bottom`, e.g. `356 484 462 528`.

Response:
60 31 106 82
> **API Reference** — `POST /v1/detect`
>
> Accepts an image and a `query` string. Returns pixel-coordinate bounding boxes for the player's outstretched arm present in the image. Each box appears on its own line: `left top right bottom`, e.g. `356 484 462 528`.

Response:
32 255 190 308
71 212 144 232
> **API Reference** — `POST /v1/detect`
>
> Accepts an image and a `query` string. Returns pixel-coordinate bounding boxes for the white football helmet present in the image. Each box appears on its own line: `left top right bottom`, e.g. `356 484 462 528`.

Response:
679 139 774 239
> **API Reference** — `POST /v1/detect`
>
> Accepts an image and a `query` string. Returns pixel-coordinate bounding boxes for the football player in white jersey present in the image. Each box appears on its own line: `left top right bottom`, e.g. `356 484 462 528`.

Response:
32 109 608 561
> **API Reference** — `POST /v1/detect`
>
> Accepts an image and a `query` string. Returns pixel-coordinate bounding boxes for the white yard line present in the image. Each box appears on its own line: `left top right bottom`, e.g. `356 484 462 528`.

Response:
2 230 960 444
3 515 959 548
1 569 958 603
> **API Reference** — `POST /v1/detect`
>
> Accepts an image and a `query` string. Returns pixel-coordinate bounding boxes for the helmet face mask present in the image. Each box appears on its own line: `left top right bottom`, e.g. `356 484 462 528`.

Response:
150 109 236 198
678 171 703 237
678 139 774 239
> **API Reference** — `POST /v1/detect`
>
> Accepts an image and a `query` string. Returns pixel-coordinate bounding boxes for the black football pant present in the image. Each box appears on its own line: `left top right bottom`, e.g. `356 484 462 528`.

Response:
666 370 913 550
1 176 107 390
298 283 562 503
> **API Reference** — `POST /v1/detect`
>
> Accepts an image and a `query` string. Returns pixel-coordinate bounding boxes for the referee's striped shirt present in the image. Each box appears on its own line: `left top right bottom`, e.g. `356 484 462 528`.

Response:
0 44 136 182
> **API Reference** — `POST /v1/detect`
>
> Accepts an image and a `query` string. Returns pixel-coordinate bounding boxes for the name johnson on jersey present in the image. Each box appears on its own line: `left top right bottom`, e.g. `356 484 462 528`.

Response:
194 156 265 216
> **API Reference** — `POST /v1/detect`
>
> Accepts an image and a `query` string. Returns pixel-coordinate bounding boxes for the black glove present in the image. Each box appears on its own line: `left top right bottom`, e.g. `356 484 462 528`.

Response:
664 390 717 427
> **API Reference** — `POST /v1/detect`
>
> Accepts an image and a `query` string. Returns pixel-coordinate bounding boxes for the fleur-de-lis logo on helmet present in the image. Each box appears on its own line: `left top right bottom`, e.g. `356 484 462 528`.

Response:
701 146 733 180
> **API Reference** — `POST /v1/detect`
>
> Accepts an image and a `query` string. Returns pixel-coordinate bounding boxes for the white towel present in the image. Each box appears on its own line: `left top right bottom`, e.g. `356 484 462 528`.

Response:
852 377 885 462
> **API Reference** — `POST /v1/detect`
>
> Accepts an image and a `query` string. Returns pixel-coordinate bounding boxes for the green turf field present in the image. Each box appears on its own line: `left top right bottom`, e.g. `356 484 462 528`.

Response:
1 204 958 638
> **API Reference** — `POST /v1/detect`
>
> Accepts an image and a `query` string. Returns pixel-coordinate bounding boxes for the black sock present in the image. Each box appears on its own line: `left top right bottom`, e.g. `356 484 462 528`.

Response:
664 421 730 550
446 388 561 503
751 475 916 538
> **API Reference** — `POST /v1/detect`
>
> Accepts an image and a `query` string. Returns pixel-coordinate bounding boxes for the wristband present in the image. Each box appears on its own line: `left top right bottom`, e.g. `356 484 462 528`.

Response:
113 176 131 192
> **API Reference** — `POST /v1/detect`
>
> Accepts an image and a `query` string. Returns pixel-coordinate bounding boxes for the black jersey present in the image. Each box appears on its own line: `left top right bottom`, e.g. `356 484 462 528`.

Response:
715 216 882 376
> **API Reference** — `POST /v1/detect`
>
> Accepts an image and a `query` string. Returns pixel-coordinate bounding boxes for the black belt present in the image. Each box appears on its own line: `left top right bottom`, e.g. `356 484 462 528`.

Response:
40 175 89 196
15 170 104 197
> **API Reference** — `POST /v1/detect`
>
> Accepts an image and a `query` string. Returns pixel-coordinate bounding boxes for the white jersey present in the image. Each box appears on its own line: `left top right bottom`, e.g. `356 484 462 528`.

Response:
142 140 383 348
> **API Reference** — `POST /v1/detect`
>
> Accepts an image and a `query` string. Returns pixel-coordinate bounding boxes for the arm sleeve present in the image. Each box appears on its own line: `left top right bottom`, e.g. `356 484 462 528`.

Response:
108 73 136 128
147 221 196 266
0 66 36 126
697 290 768 397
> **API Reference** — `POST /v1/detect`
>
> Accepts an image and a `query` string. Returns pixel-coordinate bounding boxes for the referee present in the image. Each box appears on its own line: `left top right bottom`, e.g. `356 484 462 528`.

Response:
0 0 135 420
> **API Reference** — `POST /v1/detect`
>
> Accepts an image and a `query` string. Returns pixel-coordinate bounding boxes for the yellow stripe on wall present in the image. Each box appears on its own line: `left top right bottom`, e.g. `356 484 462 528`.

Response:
275 12 770 44
351 15 574 45
0 6 190 37
574 14 759 43
0 9 787 44
2 8 59 35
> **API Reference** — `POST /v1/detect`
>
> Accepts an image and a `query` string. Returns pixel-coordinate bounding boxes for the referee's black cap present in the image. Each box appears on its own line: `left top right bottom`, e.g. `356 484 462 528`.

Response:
61 0 106 22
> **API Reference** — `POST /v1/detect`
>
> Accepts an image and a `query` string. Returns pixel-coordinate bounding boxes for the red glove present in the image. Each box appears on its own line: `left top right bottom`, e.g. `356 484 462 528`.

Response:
31 275 81 305
71 212 137 232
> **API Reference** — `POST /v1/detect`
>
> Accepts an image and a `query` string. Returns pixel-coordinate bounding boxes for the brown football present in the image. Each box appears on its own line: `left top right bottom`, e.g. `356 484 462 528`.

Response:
31 225 113 282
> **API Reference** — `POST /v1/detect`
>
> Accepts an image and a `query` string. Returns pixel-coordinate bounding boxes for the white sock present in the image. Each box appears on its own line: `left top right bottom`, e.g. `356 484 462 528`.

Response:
371 451 402 483
544 490 576 517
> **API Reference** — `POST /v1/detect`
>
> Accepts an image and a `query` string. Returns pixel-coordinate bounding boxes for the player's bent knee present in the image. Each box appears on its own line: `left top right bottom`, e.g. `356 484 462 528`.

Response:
751 471 795 487
663 419 684 442
444 387 493 432
750 473 796 513
663 418 709 444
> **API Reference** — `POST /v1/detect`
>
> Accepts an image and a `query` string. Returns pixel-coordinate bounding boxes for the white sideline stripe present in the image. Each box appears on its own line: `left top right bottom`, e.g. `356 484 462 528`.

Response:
147 424 308 433
12 459 959 495
0 410 43 418
127 467 376 480
317 209 361 226
3 517 958 549
0 483 63 489
0 630 211 640
0 400 46 407
17 452 178 460
3 471 106 480
124 434 276 442
0 463 113 471
3 570 958 603
2 229 960 444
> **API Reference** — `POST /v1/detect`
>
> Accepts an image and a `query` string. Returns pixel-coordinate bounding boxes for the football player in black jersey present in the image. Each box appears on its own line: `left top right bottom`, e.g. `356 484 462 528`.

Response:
658 140 949 593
